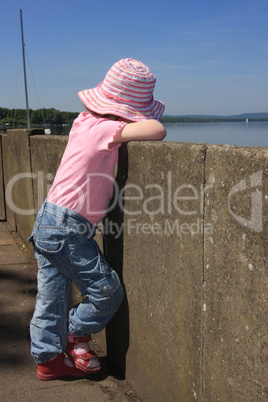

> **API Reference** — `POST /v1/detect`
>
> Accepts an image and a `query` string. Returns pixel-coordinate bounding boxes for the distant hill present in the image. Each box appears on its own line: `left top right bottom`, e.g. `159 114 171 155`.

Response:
223 113 268 119
161 113 268 123
163 112 268 119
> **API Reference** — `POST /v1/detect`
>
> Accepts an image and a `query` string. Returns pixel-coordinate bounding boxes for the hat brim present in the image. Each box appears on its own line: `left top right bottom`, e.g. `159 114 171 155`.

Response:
78 83 165 122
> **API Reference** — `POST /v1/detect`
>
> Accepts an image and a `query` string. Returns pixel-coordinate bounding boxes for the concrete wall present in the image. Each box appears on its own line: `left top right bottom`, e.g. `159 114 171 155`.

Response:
0 129 267 401
203 146 268 401
1 129 44 242
0 133 6 220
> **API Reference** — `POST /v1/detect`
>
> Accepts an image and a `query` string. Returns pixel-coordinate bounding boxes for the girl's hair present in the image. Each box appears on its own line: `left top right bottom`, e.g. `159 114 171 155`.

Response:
85 107 131 122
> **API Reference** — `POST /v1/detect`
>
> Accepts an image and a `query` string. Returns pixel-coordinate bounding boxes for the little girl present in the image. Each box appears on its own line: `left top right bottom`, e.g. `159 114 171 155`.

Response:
29 58 166 380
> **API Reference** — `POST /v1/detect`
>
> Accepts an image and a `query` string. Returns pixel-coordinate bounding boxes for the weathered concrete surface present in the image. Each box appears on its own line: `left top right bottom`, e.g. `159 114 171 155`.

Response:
29 135 68 214
1 134 14 227
2 130 43 243
0 135 6 220
96 141 207 401
203 145 268 401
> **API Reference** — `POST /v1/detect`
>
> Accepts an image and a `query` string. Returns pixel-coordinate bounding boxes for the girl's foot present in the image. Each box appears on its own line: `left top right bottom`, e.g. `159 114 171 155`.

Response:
66 332 101 373
37 353 88 381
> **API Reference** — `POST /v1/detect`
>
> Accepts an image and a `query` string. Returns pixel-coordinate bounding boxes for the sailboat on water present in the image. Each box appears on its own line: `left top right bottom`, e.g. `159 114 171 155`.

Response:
19 9 51 134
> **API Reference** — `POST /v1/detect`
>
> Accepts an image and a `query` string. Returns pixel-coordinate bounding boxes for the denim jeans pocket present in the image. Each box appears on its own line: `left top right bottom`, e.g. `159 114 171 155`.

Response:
36 235 65 254
35 229 72 274
34 223 67 263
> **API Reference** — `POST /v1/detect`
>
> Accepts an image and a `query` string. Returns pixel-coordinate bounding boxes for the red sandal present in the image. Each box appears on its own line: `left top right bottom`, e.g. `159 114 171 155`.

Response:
37 353 88 381
66 332 101 373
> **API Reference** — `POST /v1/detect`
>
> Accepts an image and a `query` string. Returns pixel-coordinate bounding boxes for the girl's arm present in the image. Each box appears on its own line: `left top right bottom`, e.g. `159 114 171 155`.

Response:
113 119 166 143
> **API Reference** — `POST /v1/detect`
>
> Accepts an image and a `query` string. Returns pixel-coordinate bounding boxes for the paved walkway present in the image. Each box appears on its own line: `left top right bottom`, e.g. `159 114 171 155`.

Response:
0 221 139 402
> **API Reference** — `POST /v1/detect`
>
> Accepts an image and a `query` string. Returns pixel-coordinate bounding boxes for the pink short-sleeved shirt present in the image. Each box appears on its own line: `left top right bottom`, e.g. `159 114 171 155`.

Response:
47 112 127 224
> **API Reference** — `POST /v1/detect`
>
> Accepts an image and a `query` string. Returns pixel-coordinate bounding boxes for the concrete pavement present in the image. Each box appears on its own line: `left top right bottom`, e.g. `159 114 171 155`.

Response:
0 220 139 402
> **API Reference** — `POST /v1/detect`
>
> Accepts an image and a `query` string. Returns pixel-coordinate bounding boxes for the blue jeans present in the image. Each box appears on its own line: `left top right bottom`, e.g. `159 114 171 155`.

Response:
28 200 124 364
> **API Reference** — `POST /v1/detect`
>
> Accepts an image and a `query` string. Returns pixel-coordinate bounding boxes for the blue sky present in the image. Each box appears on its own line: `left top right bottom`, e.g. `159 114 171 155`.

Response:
1 0 267 115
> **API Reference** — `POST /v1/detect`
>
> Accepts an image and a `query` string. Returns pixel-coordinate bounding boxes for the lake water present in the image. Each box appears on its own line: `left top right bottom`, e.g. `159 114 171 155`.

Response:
51 121 268 147
164 121 268 147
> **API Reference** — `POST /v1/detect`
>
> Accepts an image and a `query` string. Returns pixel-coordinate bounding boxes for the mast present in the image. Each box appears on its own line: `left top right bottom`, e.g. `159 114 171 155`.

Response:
20 9 30 128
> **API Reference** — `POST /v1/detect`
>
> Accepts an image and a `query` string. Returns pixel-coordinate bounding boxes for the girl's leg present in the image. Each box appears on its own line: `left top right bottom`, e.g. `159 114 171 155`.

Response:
30 251 72 364
67 239 124 336
65 239 124 372
68 282 124 336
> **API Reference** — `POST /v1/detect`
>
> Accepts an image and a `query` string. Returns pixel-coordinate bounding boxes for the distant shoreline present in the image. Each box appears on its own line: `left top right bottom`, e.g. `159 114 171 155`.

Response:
161 112 268 123
1 107 267 128
161 117 268 123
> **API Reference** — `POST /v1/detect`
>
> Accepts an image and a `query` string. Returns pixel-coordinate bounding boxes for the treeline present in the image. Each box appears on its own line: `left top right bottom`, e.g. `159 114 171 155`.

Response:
1 107 268 128
0 107 79 127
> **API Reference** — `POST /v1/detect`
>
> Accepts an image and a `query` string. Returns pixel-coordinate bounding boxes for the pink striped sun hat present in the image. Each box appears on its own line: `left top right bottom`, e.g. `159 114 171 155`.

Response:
78 58 165 121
